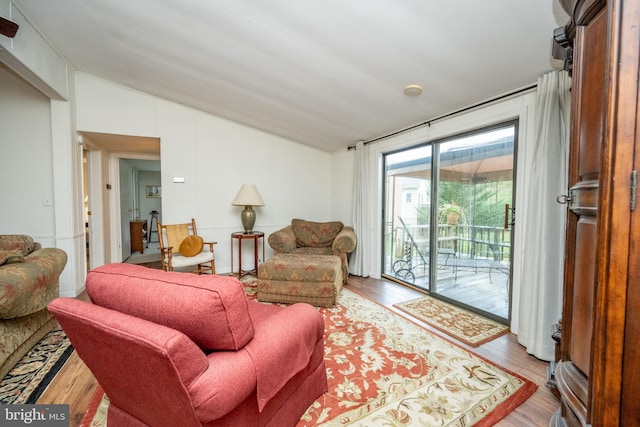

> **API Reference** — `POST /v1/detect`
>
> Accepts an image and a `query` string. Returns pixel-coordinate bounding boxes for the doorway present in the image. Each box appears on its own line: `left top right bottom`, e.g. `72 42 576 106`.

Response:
118 158 162 262
79 131 161 266
382 121 517 322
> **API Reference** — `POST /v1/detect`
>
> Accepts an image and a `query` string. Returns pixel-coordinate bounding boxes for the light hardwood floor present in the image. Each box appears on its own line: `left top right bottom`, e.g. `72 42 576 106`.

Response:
38 274 558 426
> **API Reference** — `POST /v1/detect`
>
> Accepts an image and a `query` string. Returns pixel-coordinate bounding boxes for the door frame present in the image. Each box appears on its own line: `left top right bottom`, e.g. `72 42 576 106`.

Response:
84 148 105 269
380 120 518 323
108 152 161 262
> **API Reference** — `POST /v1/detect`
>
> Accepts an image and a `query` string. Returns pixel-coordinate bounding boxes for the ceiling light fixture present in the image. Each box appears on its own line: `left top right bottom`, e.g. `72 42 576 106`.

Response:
403 84 423 97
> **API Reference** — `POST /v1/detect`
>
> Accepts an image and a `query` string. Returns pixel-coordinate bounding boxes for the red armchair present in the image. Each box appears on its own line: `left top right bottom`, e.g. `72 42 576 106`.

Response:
48 264 327 427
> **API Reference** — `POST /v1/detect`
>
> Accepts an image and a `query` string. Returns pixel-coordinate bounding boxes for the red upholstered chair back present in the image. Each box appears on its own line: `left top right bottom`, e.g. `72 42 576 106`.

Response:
48 297 206 427
48 263 328 427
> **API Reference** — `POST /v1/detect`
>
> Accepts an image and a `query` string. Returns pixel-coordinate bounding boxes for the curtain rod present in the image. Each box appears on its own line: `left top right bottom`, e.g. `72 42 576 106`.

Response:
347 83 537 150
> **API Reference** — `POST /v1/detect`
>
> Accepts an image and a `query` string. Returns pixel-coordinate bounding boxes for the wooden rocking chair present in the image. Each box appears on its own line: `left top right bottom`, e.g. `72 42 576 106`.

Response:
157 218 216 274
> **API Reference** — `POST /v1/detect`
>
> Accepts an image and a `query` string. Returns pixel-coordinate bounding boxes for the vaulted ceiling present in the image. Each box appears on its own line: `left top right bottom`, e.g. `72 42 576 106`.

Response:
12 1 568 152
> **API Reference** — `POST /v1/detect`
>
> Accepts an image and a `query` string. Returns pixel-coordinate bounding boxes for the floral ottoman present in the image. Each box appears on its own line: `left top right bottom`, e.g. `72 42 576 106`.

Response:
257 253 342 307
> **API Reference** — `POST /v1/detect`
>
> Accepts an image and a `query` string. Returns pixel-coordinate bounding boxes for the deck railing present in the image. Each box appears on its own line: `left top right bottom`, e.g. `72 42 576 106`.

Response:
390 223 511 263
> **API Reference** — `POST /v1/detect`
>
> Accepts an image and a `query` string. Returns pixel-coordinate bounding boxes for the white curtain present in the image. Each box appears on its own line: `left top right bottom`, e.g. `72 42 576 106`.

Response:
349 140 371 277
515 70 571 360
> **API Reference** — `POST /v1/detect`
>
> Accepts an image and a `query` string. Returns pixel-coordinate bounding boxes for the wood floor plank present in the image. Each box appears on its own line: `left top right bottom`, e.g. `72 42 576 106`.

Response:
37 351 98 426
38 273 558 426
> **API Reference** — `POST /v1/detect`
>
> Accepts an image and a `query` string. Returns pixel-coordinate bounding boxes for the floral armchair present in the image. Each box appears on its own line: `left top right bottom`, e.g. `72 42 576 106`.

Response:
0 235 67 380
268 219 357 284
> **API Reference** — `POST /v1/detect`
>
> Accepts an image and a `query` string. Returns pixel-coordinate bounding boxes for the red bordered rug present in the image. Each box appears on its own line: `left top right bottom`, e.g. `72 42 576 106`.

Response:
81 285 536 426
394 295 509 347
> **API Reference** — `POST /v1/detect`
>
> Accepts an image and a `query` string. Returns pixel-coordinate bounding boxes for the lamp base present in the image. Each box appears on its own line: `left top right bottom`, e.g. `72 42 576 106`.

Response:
240 206 256 234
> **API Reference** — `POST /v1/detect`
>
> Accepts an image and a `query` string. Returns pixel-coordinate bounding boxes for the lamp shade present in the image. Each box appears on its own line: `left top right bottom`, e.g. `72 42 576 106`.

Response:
231 184 265 207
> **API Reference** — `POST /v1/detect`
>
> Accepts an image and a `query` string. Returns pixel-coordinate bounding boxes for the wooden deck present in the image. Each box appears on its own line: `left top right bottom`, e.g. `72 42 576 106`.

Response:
385 255 510 320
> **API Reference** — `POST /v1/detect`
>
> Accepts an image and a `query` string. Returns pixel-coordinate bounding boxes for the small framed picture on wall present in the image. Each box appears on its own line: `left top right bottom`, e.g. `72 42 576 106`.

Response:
146 185 161 198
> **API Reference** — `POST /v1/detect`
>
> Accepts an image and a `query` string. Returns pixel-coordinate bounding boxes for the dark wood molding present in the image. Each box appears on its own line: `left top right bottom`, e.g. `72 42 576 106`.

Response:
552 0 608 72
556 361 588 423
573 0 608 26
552 26 573 72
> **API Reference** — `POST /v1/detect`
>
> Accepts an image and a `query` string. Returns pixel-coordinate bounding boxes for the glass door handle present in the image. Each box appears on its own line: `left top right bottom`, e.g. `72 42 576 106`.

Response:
504 204 509 229
504 204 515 228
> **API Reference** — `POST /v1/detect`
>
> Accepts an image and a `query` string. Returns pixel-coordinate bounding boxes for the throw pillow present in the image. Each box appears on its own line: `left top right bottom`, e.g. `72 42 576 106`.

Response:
0 235 38 256
292 219 343 248
179 235 204 257
0 249 24 266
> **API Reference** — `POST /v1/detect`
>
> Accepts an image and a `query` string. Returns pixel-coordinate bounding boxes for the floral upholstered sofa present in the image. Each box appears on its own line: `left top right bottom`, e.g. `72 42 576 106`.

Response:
0 235 67 380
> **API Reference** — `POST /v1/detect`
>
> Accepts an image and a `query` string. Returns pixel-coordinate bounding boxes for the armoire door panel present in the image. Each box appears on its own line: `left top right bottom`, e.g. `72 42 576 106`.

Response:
576 9 606 182
559 7 606 423
553 0 640 424
569 217 597 376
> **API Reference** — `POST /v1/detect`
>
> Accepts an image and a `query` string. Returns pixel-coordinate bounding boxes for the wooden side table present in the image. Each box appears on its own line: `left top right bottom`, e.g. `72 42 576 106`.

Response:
231 231 264 277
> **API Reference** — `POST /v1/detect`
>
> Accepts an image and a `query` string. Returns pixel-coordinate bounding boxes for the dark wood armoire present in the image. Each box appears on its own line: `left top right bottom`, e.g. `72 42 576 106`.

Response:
552 0 640 425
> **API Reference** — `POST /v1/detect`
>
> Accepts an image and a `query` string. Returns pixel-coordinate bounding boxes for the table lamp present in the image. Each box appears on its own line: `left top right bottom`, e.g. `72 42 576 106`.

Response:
231 184 265 234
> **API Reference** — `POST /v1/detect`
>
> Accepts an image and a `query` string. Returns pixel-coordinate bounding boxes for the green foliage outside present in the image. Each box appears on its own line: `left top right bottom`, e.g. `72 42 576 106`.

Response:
440 180 512 226
416 180 512 227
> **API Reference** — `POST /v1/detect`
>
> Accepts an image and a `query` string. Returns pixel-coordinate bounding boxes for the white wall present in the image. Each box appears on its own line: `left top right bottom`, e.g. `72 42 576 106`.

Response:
0 63 84 298
331 148 355 224
75 73 335 273
0 64 55 237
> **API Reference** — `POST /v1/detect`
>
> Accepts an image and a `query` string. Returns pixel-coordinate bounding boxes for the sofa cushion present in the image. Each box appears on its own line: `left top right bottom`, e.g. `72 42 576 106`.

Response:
0 235 40 257
179 235 204 257
258 253 339 282
86 264 254 351
0 250 24 266
291 219 343 248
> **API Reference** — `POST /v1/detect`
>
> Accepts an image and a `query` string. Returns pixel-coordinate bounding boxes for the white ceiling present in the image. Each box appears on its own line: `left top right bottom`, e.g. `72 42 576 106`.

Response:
12 0 568 153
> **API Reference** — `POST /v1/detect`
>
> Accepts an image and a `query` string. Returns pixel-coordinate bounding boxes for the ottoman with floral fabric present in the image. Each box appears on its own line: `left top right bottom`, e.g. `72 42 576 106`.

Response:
257 253 342 307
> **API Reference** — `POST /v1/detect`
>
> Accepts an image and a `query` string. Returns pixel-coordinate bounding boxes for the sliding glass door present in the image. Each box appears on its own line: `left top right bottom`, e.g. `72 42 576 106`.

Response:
383 122 516 322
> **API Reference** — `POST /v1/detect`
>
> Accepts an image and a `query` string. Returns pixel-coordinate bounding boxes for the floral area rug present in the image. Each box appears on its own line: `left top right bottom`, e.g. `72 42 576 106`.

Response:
81 283 535 426
394 295 509 347
0 327 73 404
